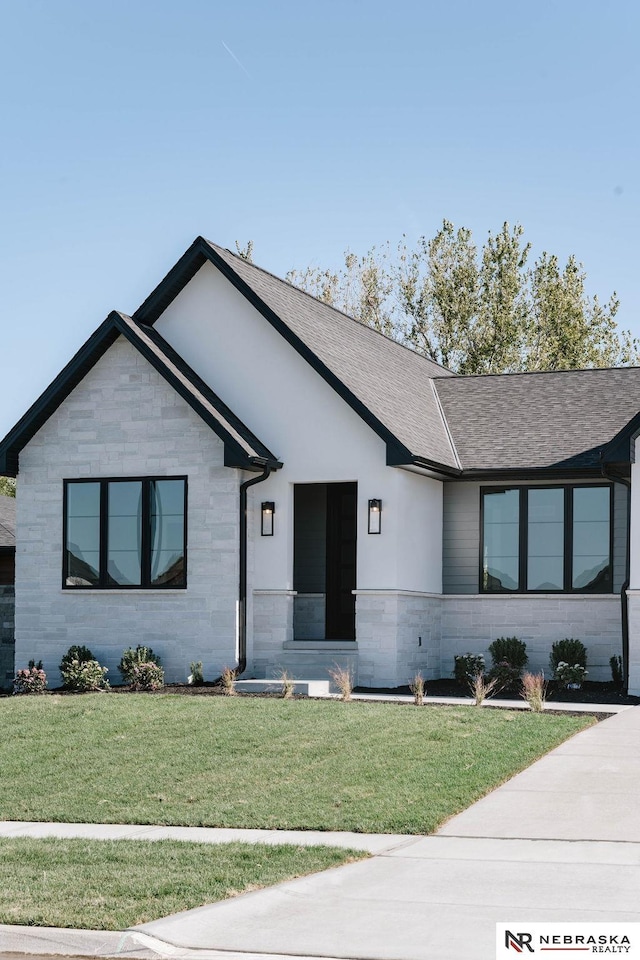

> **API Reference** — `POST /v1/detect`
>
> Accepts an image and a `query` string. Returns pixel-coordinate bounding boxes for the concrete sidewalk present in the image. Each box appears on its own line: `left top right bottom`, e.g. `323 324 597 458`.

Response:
2 707 640 960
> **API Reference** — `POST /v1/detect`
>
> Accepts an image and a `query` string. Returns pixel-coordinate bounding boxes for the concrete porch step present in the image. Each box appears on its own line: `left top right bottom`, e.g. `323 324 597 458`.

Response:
234 678 332 697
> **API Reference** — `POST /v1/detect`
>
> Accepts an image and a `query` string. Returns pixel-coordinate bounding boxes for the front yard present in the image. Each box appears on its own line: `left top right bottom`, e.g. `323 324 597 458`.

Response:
0 694 593 834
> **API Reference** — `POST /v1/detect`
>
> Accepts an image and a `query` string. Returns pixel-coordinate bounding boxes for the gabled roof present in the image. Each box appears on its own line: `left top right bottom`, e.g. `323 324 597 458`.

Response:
134 237 461 473
0 495 15 548
0 312 281 477
3 236 639 482
435 366 640 474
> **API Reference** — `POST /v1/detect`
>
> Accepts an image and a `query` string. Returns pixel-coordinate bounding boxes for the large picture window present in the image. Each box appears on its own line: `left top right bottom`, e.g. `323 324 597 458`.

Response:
481 485 612 594
64 477 187 589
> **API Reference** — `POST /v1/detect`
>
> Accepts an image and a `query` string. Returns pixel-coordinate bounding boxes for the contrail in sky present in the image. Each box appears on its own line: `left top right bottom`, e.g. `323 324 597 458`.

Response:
221 41 252 78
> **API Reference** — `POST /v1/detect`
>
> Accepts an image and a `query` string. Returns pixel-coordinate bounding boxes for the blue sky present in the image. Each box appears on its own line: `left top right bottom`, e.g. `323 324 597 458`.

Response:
0 0 638 436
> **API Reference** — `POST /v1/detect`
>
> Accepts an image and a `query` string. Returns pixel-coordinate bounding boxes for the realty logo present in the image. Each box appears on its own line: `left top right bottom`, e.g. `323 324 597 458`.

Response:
496 923 640 957
505 930 535 953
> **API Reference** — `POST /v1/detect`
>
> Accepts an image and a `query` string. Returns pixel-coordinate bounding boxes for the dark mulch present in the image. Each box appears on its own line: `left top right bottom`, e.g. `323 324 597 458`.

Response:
355 679 640 706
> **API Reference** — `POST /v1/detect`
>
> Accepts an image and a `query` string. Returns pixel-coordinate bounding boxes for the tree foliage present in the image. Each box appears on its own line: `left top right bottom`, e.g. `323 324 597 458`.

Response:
285 221 634 373
0 478 15 498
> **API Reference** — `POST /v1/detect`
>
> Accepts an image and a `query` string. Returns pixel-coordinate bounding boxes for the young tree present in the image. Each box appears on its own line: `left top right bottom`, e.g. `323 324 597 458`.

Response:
285 221 635 373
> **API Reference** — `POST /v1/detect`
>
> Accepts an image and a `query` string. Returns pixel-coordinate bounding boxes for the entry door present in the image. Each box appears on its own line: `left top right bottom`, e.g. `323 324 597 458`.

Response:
325 483 357 640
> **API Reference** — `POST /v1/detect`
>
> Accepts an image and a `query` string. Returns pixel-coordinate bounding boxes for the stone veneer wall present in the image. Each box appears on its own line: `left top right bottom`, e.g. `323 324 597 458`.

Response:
626 591 640 695
440 595 621 683
251 590 622 687
15 337 241 686
0 585 15 688
355 591 442 688
251 590 295 677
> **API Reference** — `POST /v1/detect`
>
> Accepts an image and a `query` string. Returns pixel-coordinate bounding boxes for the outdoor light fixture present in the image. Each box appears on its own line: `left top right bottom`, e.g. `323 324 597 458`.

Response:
261 501 275 536
368 499 382 534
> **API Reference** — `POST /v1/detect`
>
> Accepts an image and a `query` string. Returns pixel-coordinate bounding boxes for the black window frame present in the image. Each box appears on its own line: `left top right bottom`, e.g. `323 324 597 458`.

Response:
479 483 613 594
63 476 188 590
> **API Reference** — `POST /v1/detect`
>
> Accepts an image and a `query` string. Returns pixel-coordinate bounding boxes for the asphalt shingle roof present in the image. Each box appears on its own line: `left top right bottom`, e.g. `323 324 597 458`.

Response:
435 367 640 471
0 495 16 547
205 243 460 471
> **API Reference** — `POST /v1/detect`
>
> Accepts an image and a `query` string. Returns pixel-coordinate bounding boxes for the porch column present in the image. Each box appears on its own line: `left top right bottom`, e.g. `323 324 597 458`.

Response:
627 458 640 695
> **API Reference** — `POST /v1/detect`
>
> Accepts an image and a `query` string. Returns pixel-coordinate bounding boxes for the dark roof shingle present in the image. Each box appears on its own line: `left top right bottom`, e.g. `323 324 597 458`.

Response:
0 495 15 547
435 367 640 472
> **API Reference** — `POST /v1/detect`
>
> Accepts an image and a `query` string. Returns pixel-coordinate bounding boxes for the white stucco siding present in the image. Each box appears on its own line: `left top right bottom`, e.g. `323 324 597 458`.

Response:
155 261 442 596
15 337 241 685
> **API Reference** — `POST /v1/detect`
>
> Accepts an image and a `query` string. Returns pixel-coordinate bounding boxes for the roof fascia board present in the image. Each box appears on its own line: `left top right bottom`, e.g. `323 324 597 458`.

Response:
0 310 281 478
0 316 120 477
454 466 614 482
113 316 280 472
600 411 640 465
134 239 438 472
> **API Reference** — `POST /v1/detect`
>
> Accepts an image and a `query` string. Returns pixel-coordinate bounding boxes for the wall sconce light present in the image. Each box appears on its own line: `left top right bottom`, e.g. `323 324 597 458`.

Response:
261 501 275 536
368 499 382 534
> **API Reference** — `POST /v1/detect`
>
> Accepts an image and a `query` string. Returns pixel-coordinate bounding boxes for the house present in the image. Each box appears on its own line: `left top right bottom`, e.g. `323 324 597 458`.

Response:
1 237 639 693
0 494 15 686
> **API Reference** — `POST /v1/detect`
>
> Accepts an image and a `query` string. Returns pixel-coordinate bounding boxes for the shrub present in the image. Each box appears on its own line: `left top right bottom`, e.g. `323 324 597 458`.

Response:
521 672 547 713
128 661 164 691
410 672 425 706
60 658 109 693
610 655 623 688
118 646 162 683
59 645 95 684
14 660 47 695
189 661 204 686
555 662 588 688
329 663 353 702
468 672 498 706
550 638 587 677
219 666 237 696
488 637 528 672
454 653 485 685
487 659 521 692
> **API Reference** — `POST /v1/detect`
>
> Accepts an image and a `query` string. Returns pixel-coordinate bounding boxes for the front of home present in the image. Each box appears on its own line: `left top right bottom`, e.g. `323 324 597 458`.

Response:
2 238 640 693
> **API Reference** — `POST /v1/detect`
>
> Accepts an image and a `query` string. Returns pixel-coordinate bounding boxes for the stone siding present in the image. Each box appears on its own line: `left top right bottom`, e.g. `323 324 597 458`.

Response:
441 595 621 683
15 337 241 686
355 591 442 687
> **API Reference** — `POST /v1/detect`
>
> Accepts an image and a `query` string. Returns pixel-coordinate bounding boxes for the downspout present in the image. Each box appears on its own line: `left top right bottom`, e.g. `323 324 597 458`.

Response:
237 464 273 677
601 458 630 694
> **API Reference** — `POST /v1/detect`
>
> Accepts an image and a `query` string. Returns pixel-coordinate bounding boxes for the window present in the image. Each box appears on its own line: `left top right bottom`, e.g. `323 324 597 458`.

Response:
64 478 186 589
481 485 612 594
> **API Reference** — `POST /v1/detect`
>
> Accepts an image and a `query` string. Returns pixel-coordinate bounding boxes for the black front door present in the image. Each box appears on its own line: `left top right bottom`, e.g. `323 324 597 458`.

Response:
325 482 357 640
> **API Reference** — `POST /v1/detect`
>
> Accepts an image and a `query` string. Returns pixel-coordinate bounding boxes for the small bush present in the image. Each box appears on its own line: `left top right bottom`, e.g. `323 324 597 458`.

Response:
468 672 498 706
60 658 109 693
219 666 237 696
454 653 485 685
488 637 528 671
189 661 204 686
119 646 162 683
521 672 547 713
610 655 623 688
487 659 521 692
410 672 425 706
59 645 95 683
128 661 164 691
550 638 587 677
14 660 47 695
329 663 353 702
555 662 588 688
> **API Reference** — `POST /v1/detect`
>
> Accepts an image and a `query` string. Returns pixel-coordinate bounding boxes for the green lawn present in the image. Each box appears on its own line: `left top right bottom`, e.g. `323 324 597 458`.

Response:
0 695 593 834
0 837 363 929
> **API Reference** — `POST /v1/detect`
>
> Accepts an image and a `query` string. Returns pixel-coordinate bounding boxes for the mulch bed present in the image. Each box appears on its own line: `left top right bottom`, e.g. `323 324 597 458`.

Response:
356 679 640 706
